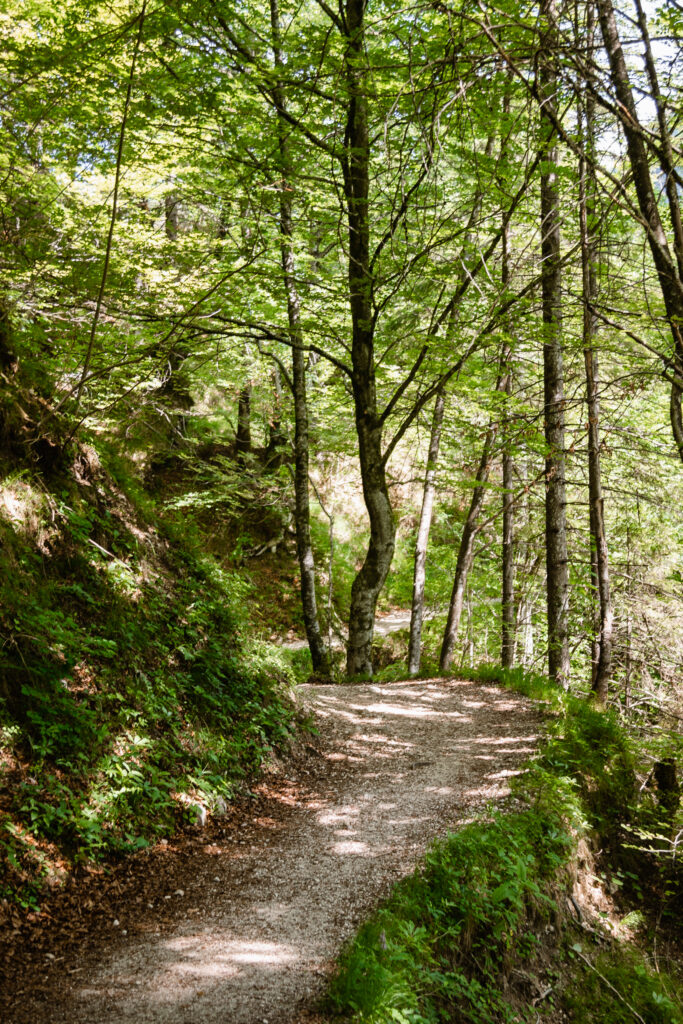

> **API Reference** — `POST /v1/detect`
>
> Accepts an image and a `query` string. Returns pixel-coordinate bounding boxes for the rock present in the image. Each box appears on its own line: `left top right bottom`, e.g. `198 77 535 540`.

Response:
177 792 208 827
213 796 228 817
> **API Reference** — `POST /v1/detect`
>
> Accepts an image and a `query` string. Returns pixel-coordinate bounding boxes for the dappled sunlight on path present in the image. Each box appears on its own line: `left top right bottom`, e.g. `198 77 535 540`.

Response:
18 679 543 1024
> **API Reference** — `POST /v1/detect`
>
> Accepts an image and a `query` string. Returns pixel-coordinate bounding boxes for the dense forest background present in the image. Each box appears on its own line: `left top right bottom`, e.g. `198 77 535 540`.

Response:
1 1 683 1020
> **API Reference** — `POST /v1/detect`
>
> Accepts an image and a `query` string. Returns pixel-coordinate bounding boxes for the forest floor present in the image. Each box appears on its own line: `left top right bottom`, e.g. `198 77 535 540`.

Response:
1 678 545 1024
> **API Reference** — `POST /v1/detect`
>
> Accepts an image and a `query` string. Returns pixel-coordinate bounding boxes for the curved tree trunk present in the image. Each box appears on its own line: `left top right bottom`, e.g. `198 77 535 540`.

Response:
597 0 683 465
439 426 496 672
408 388 445 676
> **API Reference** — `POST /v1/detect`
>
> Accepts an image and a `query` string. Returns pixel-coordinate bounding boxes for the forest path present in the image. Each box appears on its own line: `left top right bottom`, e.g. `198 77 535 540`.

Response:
5 679 544 1024
280 607 418 649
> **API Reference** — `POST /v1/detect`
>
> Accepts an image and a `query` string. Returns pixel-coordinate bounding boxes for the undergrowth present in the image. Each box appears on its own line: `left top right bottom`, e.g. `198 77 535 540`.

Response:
325 668 683 1023
0 442 300 909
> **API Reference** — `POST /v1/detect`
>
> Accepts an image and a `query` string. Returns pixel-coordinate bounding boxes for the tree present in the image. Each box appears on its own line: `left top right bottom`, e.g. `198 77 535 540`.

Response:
539 0 570 687
269 0 330 676
594 0 683 464
579 3 612 701
408 387 445 676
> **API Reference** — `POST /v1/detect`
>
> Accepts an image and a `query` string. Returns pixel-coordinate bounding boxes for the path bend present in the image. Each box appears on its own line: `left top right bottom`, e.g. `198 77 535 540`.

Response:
6 678 544 1024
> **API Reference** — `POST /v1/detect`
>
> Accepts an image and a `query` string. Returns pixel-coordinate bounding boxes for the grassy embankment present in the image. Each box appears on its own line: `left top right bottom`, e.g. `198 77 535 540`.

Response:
0 387 302 911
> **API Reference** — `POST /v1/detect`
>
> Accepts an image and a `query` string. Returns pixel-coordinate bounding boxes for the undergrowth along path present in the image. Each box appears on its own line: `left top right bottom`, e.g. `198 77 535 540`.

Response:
4 678 544 1024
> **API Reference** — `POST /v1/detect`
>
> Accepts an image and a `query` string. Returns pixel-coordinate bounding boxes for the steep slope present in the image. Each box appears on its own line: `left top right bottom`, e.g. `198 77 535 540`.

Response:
0 374 299 913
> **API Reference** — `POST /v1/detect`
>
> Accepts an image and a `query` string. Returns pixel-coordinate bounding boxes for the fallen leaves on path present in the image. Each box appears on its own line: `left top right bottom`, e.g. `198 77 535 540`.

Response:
1 678 545 1024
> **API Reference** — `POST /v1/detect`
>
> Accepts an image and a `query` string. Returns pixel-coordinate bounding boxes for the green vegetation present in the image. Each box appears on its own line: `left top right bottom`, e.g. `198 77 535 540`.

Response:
0 432 300 908
326 676 683 1023
0 1 682 1013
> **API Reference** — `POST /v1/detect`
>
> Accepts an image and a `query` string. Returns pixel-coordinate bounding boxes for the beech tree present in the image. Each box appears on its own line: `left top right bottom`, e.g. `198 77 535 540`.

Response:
2 0 682 692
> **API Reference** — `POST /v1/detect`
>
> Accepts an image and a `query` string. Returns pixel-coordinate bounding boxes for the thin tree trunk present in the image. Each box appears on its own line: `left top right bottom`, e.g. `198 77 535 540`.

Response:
517 466 540 669
597 0 683 464
634 0 683 463
235 384 252 461
501 385 515 668
269 0 330 676
0 303 16 374
164 192 178 240
343 0 396 677
265 367 286 469
439 425 496 672
327 510 335 652
625 525 632 710
540 0 570 686
520 599 534 667
580 10 613 702
625 608 632 712
158 182 191 440
588 525 600 689
408 140 498 678
582 305 613 700
466 586 474 667
500 115 515 667
408 388 445 676
74 2 147 412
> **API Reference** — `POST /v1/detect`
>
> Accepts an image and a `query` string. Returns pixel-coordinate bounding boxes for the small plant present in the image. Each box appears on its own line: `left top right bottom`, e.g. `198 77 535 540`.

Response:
563 946 682 1023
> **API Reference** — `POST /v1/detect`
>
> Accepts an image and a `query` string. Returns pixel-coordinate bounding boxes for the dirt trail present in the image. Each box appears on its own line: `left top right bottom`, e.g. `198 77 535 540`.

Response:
4 679 543 1024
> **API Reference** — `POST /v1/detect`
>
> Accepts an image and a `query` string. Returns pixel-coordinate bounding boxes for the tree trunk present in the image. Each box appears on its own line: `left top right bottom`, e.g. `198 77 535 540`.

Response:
343 0 396 677
597 0 683 464
235 384 252 460
501 384 515 669
583 341 613 700
408 387 445 676
154 183 190 438
439 425 496 672
269 0 330 676
500 118 515 667
540 0 570 687
579 14 613 702
265 367 286 469
164 192 178 240
0 303 17 374
520 598 535 667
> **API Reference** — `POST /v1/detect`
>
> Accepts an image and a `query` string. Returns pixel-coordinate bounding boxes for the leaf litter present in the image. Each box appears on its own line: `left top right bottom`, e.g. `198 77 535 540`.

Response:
0 678 544 1024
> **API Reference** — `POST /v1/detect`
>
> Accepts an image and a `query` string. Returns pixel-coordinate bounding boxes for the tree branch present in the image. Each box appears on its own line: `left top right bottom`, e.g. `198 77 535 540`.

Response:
73 1 147 412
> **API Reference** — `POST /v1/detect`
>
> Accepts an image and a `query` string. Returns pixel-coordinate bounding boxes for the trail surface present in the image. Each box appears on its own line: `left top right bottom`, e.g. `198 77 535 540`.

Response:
4 679 543 1024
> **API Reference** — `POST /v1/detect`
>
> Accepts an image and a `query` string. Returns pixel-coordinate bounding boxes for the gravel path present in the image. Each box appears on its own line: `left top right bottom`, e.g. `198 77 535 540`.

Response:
6 678 543 1024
